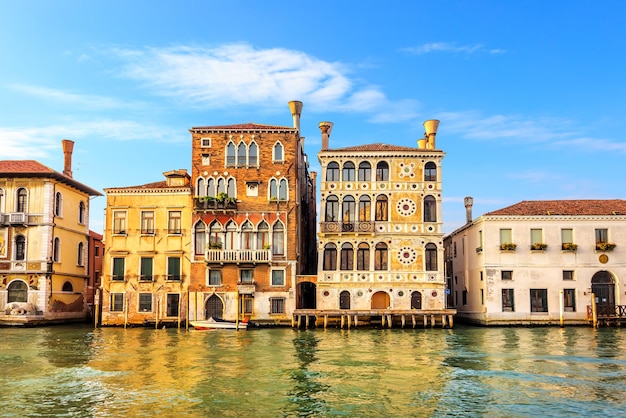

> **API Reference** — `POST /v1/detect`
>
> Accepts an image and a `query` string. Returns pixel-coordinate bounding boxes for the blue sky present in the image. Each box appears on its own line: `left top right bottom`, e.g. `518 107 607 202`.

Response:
2 1 625 234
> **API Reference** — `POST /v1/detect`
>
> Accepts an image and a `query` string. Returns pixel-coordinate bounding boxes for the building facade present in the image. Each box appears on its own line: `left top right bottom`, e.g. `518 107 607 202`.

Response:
100 170 192 326
314 120 454 326
187 101 317 324
0 140 102 325
445 199 626 325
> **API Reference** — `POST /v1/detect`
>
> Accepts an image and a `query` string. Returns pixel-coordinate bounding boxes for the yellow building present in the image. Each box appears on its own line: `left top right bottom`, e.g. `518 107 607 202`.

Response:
100 170 192 327
0 140 102 325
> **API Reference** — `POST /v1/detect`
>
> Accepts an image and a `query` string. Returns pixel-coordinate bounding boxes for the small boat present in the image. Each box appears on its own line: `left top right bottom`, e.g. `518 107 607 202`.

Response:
190 317 249 330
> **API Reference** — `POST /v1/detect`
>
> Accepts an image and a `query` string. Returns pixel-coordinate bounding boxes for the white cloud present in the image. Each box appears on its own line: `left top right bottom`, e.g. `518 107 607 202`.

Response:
402 42 505 55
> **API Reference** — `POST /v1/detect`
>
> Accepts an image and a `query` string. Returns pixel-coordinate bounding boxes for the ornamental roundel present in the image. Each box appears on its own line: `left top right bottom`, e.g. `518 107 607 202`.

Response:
396 198 417 216
398 162 416 178
397 246 417 265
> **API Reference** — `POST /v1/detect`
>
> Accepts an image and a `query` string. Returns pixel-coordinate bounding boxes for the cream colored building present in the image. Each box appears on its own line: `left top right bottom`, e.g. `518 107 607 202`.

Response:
0 140 102 325
445 199 626 325
100 170 192 326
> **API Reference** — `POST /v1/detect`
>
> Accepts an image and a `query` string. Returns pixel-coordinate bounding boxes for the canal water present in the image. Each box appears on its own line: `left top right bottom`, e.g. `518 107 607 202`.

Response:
1 325 625 417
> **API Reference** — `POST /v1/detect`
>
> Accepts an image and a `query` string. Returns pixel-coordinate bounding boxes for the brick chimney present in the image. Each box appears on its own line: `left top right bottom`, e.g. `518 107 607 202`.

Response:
288 100 303 132
62 139 74 178
319 121 333 150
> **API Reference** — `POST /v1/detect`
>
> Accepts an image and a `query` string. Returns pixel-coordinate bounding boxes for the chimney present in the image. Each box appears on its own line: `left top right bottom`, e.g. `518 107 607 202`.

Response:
464 196 474 224
423 119 440 149
62 139 74 178
288 100 303 132
319 121 333 151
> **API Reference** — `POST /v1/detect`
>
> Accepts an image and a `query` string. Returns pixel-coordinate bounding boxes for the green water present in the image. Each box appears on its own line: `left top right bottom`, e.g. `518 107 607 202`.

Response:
0 325 625 417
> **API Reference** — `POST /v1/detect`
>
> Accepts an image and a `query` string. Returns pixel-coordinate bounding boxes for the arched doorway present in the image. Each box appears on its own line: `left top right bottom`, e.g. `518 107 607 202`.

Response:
371 291 389 309
339 291 351 310
8 280 28 303
205 294 224 319
592 271 616 315
297 282 316 309
411 291 422 310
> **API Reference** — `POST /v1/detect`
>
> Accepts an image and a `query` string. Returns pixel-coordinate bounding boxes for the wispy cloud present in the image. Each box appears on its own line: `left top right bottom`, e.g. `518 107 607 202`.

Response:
402 42 506 55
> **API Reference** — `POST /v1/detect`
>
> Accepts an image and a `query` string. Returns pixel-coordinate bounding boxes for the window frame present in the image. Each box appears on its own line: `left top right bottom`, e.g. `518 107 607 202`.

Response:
167 257 181 281
271 269 286 286
111 293 124 312
502 289 515 312
112 257 125 281
208 269 222 286
113 211 127 235
270 297 286 314
140 257 153 281
141 210 155 235
138 293 153 313
168 210 182 235
530 289 548 313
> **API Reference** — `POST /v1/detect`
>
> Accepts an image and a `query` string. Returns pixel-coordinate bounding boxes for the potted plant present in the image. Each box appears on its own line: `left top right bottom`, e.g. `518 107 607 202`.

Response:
500 243 517 251
596 242 616 252
562 243 578 251
531 243 548 251
208 241 222 249
263 243 271 250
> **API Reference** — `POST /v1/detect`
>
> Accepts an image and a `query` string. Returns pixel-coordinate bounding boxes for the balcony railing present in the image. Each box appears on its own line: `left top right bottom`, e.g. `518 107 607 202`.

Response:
206 249 271 263
321 221 375 233
194 197 237 211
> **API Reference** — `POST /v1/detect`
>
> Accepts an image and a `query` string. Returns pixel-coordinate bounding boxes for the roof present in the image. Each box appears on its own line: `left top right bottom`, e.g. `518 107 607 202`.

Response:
190 123 295 132
322 143 436 152
0 160 102 196
104 180 191 192
485 200 626 216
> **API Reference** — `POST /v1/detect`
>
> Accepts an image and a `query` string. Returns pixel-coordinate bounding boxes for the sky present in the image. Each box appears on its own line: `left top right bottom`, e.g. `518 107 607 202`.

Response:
1 1 626 235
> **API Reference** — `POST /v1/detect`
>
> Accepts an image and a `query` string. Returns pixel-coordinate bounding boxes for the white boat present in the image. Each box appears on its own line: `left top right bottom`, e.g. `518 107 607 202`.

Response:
190 317 249 330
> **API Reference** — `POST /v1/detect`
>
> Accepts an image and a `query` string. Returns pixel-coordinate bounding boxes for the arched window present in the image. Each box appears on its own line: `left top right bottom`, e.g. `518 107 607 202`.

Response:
273 142 284 161
16 188 27 212
15 235 25 260
77 242 84 266
249 142 258 166
374 242 388 270
340 243 354 270
217 178 225 195
323 243 337 270
207 178 215 196
227 178 236 198
194 222 206 255
209 221 223 249
358 195 371 222
278 179 288 201
53 237 60 262
241 221 254 250
357 243 370 270
425 243 437 271
376 162 389 181
272 222 285 255
326 162 340 181
269 179 278 200
424 195 436 222
256 221 269 249
339 290 351 310
237 142 247 166
62 281 73 292
325 195 339 222
342 195 356 224
358 162 371 181
226 142 236 166
224 221 238 250
78 201 86 224
7 280 27 303
424 162 437 181
54 192 63 216
342 161 355 181
196 178 205 197
375 195 388 221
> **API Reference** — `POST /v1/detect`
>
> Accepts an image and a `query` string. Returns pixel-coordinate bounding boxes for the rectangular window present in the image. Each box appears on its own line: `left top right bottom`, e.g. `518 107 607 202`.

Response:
501 270 513 280
244 296 253 314
462 290 467 305
564 289 576 312
595 228 608 244
240 269 253 284
500 228 512 245
502 289 515 312
112 257 125 281
201 154 211 165
113 211 126 234
453 242 457 258
480 289 484 305
563 270 574 281
530 289 548 312
166 294 180 317
208 269 222 286
167 257 181 281
270 297 285 314
111 293 124 312
141 211 155 234
531 229 542 245
139 293 152 312
201 138 211 148
168 211 182 234
140 257 153 281
271 269 285 286
561 228 573 245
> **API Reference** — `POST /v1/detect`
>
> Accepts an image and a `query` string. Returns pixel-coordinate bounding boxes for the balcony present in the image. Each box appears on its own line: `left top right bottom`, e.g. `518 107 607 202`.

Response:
237 282 256 294
194 195 237 212
5 212 26 225
321 221 375 233
206 249 271 264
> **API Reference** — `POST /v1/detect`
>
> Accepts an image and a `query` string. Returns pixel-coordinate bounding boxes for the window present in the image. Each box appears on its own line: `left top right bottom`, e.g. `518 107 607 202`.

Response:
207 178 215 196
7 280 27 303
563 270 574 281
208 269 222 286
376 162 389 181
201 137 211 148
112 258 125 281
502 270 513 280
425 243 437 271
141 211 155 234
462 290 467 305
278 179 287 200
209 221 223 249
249 142 258 166
424 196 436 222
194 222 206 255
237 142 247 166
342 195 355 225
340 243 354 270
77 242 84 266
530 289 548 312
356 243 370 270
374 243 388 270
15 235 25 260
325 195 339 222
0 188 4 213
272 222 284 255
140 257 153 281
340 291 351 309
500 229 512 245
217 178 227 195
358 195 371 222
271 269 285 286
561 228 573 248
167 257 181 281
225 221 238 250
256 221 269 250
243 296 253 314
241 221 253 250
342 161 355 181
53 237 60 262
111 293 124 312
424 162 437 181
454 242 457 257
595 228 609 244
270 297 285 314
166 294 180 317
564 289 576 312
62 281 73 292
168 211 181 234
226 142 236 166
502 289 515 312
54 192 63 216
273 142 284 161
16 188 28 212
531 228 543 248
323 243 337 270
326 162 340 181
358 162 371 181
79 201 86 224
201 154 211 166
113 211 126 234
375 195 388 221
240 269 254 284
481 289 484 305
139 293 152 312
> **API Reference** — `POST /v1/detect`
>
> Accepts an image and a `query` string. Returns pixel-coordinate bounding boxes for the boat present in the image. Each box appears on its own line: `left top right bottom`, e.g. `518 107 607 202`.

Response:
189 317 249 330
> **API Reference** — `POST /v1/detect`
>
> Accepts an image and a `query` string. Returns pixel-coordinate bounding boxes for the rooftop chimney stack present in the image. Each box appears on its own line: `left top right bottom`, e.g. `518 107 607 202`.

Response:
62 139 74 178
288 100 303 132
464 196 474 224
319 121 333 151
423 119 440 149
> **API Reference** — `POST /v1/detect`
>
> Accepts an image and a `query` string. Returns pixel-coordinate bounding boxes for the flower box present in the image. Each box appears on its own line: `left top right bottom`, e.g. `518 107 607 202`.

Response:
500 243 517 251
596 242 616 252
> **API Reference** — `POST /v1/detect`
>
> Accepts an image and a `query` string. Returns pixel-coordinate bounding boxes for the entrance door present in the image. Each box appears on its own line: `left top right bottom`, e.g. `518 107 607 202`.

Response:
205 294 224 319
411 291 422 310
591 271 615 316
297 282 316 309
339 291 351 310
371 291 389 309
166 294 180 317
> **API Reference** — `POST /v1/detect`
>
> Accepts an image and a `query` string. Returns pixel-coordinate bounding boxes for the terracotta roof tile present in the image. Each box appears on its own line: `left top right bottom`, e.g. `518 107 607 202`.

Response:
485 200 626 216
190 123 293 131
0 160 56 173
323 143 425 152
